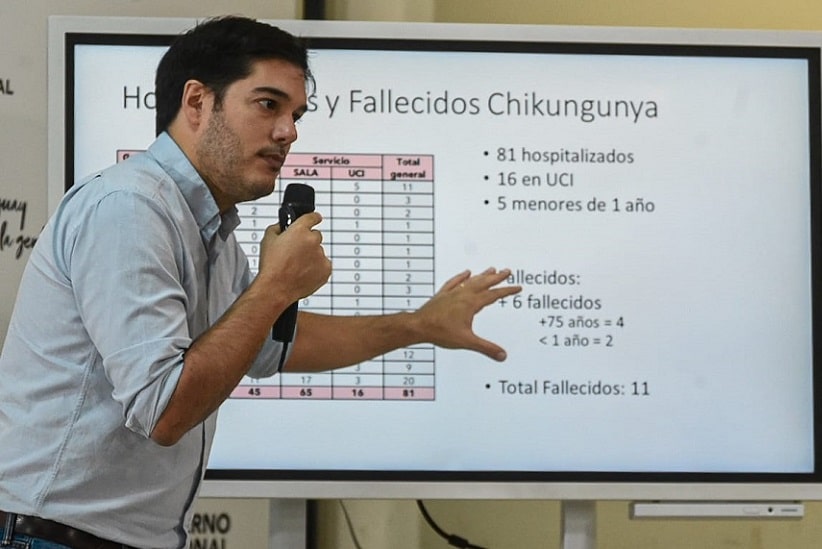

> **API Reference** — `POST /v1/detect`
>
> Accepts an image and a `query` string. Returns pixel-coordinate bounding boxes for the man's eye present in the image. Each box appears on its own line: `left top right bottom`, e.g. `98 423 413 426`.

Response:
259 99 277 110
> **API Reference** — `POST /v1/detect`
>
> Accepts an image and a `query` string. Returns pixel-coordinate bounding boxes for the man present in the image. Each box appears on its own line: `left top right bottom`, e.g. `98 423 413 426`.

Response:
0 16 520 548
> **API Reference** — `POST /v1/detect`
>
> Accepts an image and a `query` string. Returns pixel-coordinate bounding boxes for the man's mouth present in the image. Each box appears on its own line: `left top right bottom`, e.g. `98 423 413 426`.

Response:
260 152 285 172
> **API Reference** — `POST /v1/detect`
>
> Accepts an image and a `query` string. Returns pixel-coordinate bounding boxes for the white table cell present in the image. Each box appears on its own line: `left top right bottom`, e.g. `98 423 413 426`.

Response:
384 346 435 362
341 180 383 193
383 373 435 388
334 244 384 258
331 192 383 207
384 285 434 300
279 372 333 386
333 282 384 296
384 258 434 271
335 361 385 375
279 179 334 195
384 296 429 310
333 257 385 271
332 296 384 309
382 193 434 207
382 205 434 221
383 232 434 246
237 203 279 217
328 231 383 245
332 204 383 219
238 242 261 256
332 218 383 232
235 228 266 242
333 270 384 284
384 362 436 375
383 219 434 232
384 270 434 284
383 245 434 259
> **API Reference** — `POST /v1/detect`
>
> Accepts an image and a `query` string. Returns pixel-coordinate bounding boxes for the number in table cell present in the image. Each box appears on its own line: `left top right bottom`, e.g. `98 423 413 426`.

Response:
384 271 434 284
333 205 383 219
333 270 384 284
384 373 435 388
333 218 383 232
384 387 435 400
333 296 384 309
384 362 435 375
383 194 434 207
335 244 384 257
384 283 434 297
238 242 260 255
237 203 279 217
333 257 384 271
384 181 433 195
335 361 385 375
383 219 434 232
281 386 334 399
383 205 433 221
235 228 265 241
334 282 384 296
384 346 435 362
345 180 383 193
333 386 385 400
331 374 385 388
332 231 383 245
383 232 434 246
384 296 429 310
331 255 383 270
332 192 383 207
232 385 281 399
279 372 333 384
384 258 434 271
383 246 433 260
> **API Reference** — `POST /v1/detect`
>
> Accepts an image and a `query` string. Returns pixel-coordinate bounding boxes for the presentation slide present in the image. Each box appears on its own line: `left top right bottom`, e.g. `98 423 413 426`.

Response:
68 34 816 475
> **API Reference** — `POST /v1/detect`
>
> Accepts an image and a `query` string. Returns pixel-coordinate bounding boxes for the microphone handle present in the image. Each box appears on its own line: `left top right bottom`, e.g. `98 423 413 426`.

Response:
271 202 309 342
272 300 299 342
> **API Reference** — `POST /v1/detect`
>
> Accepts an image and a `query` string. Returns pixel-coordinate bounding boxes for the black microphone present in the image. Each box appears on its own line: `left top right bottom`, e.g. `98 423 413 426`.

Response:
271 183 316 342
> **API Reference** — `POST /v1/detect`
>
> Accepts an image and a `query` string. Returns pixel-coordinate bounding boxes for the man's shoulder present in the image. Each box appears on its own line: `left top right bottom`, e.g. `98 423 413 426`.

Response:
70 148 179 206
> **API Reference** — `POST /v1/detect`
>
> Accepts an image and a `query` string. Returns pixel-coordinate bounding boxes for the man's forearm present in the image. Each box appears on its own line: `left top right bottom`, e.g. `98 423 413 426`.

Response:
284 311 425 372
151 276 290 445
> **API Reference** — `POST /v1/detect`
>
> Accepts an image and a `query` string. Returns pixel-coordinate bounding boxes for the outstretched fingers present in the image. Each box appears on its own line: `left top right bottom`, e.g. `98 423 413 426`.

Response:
458 268 522 308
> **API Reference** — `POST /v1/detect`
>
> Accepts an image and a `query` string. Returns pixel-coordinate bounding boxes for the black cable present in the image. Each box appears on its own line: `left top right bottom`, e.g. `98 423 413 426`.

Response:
338 500 364 549
416 500 488 549
276 341 289 372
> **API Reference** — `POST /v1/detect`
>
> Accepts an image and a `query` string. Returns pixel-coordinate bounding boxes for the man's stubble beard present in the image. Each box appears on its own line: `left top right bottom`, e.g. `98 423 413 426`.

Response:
196 106 274 205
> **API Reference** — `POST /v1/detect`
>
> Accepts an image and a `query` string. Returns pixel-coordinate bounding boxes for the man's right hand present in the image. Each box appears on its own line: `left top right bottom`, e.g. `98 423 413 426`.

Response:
258 211 332 305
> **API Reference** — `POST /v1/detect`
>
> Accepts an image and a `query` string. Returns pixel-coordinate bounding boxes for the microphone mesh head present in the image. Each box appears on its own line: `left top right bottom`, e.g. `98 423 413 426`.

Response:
283 183 315 207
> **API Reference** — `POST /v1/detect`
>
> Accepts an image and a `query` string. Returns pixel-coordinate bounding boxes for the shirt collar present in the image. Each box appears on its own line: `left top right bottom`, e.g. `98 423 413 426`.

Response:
146 132 241 245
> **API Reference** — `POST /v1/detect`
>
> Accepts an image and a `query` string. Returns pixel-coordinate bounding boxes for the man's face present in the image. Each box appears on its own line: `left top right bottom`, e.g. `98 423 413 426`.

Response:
194 58 308 211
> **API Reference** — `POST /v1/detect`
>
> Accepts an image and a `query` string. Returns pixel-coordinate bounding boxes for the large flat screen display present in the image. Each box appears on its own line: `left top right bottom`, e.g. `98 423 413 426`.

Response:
48 16 822 499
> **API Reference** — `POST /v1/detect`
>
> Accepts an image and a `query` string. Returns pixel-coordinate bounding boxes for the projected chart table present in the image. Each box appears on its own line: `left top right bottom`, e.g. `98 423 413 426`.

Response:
231 153 436 401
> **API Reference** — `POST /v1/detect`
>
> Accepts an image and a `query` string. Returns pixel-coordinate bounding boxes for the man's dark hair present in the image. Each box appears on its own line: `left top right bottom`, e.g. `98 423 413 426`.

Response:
154 16 312 135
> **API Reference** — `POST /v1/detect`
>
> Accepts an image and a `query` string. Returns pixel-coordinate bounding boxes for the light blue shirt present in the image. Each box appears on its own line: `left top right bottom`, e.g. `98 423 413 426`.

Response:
0 133 285 548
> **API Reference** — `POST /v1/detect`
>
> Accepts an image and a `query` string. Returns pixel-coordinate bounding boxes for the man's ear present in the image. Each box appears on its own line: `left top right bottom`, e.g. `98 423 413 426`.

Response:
179 80 210 130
